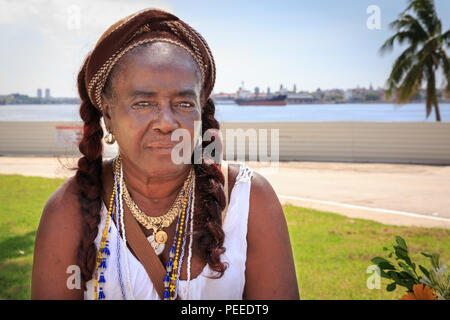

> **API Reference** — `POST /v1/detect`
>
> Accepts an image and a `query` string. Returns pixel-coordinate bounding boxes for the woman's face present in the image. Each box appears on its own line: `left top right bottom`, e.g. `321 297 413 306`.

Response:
102 41 202 176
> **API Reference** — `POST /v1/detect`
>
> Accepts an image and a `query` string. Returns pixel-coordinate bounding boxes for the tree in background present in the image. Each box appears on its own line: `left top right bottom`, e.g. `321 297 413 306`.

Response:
380 0 450 121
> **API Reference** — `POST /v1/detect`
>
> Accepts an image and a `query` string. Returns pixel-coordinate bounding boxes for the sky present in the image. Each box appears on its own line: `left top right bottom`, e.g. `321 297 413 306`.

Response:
1 0 450 97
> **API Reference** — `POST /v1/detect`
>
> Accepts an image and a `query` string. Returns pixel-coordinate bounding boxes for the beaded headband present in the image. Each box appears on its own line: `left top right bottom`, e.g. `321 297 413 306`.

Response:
83 8 216 111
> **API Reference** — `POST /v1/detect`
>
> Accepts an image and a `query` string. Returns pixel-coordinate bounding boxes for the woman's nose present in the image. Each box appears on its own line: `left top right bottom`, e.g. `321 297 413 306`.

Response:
151 104 179 133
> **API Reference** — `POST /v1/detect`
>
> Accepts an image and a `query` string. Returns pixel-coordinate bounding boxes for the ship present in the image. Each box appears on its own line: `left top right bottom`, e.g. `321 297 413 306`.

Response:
233 87 287 106
234 94 287 106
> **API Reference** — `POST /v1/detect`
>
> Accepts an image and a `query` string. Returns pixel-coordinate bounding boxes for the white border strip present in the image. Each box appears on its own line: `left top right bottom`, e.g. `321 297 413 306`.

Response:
279 195 450 222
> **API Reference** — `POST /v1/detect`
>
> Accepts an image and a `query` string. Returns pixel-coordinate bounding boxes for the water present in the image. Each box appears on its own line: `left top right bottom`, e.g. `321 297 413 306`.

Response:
0 103 449 122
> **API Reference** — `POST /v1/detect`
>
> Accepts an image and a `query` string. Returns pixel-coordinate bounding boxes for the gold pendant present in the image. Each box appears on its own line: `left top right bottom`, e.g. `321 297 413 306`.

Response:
155 230 168 244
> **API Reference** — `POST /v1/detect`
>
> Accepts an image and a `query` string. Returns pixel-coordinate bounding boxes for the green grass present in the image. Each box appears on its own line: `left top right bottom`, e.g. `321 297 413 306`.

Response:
0 174 66 300
0 174 449 299
284 204 450 299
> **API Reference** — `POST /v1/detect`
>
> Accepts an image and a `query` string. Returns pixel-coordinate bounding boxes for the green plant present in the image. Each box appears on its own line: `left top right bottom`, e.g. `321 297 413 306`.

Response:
371 236 449 299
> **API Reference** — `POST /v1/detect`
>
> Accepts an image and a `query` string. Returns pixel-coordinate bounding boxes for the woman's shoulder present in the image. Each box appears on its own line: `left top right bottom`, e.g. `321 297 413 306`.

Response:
37 175 83 242
227 162 279 211
246 166 284 224
32 175 85 299
243 165 299 299
42 175 80 221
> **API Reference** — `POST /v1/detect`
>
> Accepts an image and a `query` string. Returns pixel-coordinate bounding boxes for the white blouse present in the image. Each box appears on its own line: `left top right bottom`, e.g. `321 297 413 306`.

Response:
84 162 254 300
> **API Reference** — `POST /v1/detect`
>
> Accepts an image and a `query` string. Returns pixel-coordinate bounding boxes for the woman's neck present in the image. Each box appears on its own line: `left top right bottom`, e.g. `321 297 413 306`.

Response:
119 156 192 212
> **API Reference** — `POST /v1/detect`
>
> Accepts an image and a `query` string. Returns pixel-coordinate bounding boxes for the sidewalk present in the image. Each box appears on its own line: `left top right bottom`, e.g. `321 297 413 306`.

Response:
1 156 449 229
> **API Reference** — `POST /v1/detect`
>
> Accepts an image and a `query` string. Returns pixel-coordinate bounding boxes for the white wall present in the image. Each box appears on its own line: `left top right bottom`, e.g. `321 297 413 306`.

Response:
0 121 449 164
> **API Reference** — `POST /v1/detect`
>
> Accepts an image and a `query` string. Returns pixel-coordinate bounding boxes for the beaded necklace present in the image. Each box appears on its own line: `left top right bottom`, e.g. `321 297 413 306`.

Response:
93 155 195 300
163 177 194 300
184 175 195 299
174 180 193 300
113 165 126 299
163 189 186 300
94 186 115 300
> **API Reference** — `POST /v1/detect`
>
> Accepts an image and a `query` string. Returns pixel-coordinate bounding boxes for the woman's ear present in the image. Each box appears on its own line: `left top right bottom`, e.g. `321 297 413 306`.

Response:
101 94 113 132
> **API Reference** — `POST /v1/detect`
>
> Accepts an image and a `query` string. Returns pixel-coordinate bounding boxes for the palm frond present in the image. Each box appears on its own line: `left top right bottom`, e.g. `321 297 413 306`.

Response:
404 0 439 35
396 60 426 103
389 14 428 40
385 46 416 98
380 31 420 55
393 39 437 103
442 29 450 47
385 37 436 100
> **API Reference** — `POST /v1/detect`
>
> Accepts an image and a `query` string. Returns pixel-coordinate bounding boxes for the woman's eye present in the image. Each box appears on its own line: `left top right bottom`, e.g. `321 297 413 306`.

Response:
178 102 195 108
132 102 154 109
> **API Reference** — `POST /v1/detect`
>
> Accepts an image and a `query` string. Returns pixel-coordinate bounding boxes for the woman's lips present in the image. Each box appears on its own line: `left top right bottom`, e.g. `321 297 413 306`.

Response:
146 143 177 155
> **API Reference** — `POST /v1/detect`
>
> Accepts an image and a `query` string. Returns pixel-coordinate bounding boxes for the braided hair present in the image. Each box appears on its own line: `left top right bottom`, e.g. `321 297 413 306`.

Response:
75 9 227 290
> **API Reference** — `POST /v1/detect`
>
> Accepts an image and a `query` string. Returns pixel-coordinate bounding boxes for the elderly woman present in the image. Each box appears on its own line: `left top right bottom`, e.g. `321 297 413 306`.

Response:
31 8 298 300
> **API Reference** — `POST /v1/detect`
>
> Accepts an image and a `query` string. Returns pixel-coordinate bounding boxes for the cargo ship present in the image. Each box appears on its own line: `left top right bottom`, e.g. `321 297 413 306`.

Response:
233 88 287 106
234 94 287 106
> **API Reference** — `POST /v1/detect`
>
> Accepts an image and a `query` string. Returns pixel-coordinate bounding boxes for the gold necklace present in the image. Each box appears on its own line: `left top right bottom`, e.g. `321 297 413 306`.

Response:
113 155 194 246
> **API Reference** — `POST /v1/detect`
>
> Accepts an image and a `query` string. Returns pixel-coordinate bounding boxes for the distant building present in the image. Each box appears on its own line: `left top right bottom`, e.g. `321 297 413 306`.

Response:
45 88 51 99
315 88 324 100
37 88 42 99
345 89 353 101
279 84 288 94
286 92 315 104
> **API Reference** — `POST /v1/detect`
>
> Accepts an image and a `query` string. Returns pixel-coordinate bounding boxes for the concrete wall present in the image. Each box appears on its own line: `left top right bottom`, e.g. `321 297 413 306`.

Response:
220 122 450 164
0 121 118 158
0 121 449 164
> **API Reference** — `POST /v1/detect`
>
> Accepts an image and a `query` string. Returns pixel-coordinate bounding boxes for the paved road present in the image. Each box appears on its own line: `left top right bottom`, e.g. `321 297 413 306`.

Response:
247 161 450 229
0 156 449 228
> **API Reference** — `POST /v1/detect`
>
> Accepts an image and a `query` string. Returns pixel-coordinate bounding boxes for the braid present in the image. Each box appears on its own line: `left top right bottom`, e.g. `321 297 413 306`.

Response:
75 56 104 290
192 97 228 277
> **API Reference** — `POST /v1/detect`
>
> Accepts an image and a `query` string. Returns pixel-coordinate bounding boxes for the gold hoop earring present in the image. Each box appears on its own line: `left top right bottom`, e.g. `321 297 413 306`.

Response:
104 132 116 144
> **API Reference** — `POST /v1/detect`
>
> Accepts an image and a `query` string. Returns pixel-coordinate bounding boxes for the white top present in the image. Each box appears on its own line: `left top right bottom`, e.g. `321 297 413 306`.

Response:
84 162 254 300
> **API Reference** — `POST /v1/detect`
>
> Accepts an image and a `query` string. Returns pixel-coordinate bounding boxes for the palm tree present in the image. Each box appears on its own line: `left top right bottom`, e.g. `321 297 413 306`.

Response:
380 0 450 121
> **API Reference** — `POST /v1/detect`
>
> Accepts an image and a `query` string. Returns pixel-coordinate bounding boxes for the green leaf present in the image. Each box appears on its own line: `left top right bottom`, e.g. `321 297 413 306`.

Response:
395 236 408 251
388 271 402 283
371 257 391 265
398 261 411 271
371 257 396 271
398 262 416 278
379 262 397 270
431 254 441 269
394 246 412 264
380 270 392 279
419 265 430 278
421 252 433 258
399 270 417 281
387 282 397 291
